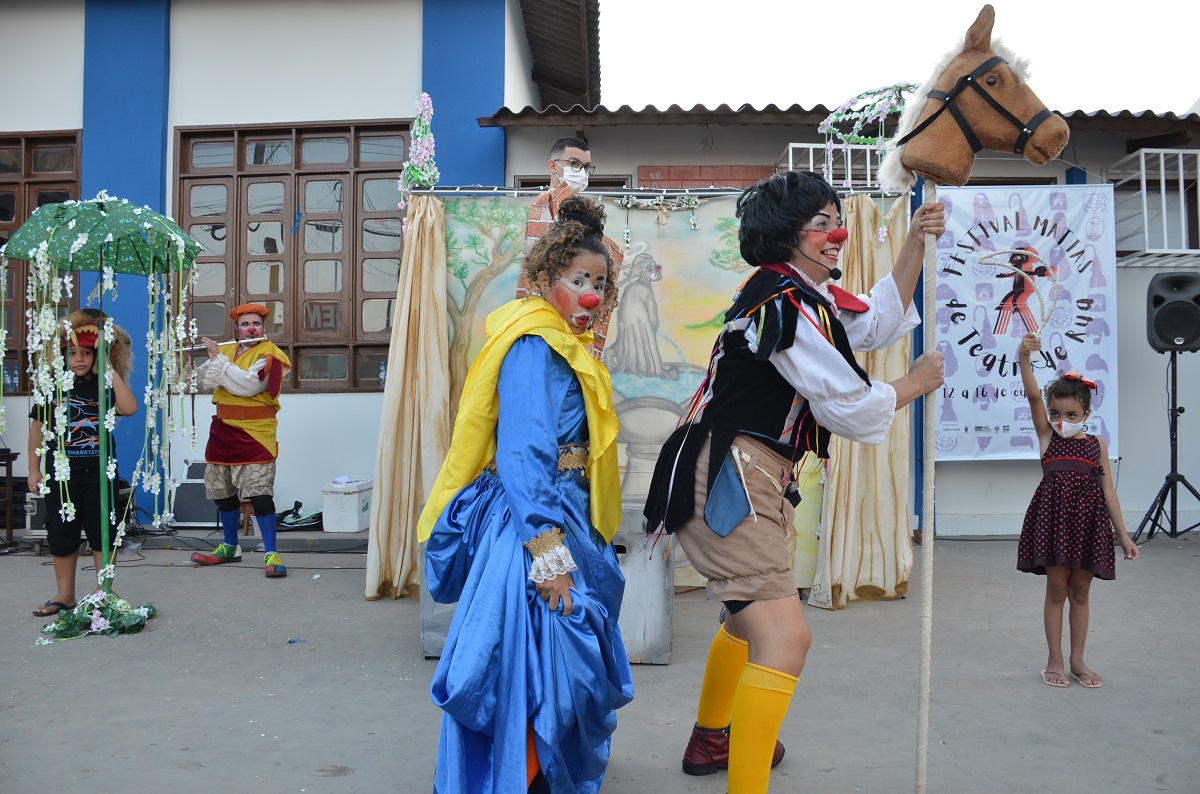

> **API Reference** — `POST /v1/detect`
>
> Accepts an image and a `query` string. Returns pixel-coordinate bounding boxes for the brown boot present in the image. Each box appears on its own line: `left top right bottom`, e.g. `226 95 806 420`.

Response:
681 723 785 776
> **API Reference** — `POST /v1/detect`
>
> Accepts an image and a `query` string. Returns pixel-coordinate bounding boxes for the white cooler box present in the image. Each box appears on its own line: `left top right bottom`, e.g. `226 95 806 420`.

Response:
321 479 373 533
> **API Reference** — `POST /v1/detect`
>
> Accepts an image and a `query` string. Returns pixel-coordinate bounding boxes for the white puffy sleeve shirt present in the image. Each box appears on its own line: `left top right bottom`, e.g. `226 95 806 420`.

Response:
755 271 920 446
196 354 269 397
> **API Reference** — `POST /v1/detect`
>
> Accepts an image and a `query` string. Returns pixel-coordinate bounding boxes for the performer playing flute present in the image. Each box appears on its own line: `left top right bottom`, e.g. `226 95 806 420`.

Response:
191 303 292 578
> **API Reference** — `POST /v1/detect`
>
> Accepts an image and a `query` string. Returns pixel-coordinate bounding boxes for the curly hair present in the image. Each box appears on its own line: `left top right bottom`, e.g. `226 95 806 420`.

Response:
1044 373 1092 413
66 308 134 378
737 170 841 266
523 196 617 308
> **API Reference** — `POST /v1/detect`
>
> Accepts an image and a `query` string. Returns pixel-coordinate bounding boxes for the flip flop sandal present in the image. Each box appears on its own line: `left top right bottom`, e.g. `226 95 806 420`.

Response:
1040 669 1070 687
1069 671 1103 688
33 600 75 617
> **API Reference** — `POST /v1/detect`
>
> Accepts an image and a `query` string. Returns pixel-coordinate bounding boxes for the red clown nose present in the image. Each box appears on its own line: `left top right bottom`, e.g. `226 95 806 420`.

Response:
578 293 602 309
827 227 849 244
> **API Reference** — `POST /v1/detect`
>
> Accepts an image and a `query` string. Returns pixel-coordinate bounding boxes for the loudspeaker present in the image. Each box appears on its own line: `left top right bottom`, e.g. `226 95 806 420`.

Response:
1147 272 1200 353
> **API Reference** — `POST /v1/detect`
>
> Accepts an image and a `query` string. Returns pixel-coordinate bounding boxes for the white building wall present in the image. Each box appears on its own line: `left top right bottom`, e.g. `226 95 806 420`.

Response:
175 393 386 520
0 0 86 131
503 0 538 111
166 0 424 212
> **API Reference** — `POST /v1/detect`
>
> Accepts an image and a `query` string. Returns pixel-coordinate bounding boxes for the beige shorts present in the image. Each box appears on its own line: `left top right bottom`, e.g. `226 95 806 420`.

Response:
673 433 797 603
205 461 276 500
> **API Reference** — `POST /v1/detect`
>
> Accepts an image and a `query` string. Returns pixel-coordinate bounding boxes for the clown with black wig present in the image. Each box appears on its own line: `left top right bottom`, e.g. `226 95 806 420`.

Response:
644 170 945 792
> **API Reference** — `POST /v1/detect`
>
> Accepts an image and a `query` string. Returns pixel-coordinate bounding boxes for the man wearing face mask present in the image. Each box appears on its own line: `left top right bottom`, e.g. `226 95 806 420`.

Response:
518 137 623 355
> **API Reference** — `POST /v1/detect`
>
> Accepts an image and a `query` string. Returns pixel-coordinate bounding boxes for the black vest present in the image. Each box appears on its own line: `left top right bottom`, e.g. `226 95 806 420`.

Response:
643 269 869 533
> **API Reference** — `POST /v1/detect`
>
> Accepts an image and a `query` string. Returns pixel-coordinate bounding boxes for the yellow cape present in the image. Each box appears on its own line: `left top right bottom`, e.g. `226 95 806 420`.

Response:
416 298 621 544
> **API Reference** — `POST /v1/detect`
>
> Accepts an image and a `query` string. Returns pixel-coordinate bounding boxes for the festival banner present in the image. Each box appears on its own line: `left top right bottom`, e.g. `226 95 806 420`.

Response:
934 184 1118 460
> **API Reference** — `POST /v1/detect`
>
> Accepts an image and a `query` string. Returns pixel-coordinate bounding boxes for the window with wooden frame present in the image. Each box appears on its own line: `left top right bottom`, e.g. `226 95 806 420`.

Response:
0 131 82 394
176 122 409 392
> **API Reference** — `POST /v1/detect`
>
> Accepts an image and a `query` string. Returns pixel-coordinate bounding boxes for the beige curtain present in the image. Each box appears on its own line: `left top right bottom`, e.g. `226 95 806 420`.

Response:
809 195 914 610
365 196 450 599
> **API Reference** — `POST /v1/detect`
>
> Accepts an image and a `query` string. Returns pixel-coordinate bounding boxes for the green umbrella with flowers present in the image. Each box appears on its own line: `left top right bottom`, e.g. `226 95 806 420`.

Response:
5 193 201 275
1 190 200 642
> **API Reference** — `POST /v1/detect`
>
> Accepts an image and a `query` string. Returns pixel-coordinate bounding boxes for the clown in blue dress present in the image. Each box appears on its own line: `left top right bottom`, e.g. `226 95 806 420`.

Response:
417 196 634 794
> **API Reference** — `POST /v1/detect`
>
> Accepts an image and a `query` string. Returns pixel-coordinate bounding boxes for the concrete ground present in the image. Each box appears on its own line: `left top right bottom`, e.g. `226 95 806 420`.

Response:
0 528 1195 793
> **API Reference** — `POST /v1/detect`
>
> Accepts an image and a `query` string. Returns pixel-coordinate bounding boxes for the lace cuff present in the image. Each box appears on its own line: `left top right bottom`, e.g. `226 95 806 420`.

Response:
523 527 578 583
197 355 230 391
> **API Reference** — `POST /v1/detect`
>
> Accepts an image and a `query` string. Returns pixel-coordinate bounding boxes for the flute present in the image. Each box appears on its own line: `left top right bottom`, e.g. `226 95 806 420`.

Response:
178 338 263 352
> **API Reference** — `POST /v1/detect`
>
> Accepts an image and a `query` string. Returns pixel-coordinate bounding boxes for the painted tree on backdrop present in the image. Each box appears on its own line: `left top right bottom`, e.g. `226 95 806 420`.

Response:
443 197 528 409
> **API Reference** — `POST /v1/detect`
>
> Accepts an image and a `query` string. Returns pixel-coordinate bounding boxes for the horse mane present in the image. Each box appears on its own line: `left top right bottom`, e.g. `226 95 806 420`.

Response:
879 36 1031 193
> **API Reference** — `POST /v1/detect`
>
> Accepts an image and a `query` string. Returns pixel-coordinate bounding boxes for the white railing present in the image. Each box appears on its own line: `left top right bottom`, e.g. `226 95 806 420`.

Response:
1103 148 1199 255
777 143 897 193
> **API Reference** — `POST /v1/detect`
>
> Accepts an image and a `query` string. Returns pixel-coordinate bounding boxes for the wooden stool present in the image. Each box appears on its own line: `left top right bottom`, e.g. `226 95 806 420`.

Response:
239 498 256 536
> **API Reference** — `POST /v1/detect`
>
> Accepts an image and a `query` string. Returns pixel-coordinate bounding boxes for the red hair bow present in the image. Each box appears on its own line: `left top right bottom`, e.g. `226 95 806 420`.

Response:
1062 371 1097 390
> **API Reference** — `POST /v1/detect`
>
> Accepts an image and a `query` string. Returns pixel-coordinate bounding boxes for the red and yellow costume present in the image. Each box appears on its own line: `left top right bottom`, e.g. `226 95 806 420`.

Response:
204 339 290 465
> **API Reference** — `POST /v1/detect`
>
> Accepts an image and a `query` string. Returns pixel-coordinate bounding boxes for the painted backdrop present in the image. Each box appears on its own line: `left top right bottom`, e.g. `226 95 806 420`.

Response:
934 185 1118 461
440 192 824 588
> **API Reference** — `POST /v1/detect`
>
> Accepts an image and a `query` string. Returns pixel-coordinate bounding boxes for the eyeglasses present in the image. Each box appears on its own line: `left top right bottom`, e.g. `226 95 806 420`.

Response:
553 158 597 176
801 220 843 234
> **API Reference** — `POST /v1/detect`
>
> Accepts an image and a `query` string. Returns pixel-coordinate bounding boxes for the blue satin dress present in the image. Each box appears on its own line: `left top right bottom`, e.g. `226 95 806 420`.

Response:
425 336 634 794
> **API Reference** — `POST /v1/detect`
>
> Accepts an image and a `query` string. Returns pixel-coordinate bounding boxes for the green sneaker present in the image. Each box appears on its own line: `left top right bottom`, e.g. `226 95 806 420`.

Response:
191 543 242 565
264 552 287 578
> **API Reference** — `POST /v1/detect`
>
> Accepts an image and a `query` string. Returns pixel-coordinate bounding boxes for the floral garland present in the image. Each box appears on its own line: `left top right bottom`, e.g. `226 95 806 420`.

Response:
38 589 157 643
616 194 704 247
133 265 201 531
398 92 440 222
818 84 917 241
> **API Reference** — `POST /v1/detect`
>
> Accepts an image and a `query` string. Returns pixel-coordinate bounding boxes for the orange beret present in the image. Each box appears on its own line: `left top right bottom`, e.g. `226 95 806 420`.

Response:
230 303 270 322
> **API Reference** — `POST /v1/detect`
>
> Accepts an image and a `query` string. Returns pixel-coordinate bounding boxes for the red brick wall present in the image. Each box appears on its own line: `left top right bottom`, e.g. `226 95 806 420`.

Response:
638 165 775 189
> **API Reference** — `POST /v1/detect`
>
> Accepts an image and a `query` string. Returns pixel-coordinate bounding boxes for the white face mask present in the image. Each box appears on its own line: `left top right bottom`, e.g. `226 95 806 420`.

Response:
1052 420 1085 438
560 165 589 192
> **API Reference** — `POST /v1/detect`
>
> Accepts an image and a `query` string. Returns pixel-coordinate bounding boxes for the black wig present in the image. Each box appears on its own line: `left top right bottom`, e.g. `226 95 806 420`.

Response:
736 171 841 266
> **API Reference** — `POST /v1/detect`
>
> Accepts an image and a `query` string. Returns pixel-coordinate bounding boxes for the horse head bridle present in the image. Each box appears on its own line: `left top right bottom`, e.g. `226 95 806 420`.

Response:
894 55 1056 156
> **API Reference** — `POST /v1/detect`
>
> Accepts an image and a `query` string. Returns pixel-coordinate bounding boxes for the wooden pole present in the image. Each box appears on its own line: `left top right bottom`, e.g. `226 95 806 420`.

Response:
915 181 937 793
97 322 113 594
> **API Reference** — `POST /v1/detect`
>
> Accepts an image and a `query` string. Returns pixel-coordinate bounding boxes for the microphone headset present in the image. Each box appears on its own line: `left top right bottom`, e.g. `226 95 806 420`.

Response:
796 226 849 280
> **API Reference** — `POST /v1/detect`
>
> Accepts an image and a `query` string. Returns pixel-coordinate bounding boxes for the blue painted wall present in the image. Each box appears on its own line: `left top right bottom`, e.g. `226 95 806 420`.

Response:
421 0 506 186
82 0 171 488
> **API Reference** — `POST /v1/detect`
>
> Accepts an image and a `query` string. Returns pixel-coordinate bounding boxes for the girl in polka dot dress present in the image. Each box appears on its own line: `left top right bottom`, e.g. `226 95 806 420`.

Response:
1016 333 1138 689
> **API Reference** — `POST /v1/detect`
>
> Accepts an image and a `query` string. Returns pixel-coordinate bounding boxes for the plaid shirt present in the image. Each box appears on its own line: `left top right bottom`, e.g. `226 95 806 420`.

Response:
518 183 624 359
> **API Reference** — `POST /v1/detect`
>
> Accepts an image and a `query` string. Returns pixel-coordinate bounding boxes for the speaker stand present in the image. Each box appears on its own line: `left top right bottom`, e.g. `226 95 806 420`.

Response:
1133 351 1200 541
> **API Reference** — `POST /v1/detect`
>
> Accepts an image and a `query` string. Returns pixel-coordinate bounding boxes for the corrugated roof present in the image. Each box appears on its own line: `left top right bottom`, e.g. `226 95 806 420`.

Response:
518 0 602 110
480 103 1200 133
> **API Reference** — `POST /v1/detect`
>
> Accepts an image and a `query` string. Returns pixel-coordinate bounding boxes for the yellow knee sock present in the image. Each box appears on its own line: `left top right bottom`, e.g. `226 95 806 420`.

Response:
728 662 798 794
695 624 749 729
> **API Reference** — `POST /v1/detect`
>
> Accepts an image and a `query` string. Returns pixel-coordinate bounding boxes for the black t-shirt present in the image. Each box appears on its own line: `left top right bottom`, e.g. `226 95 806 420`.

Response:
29 375 115 472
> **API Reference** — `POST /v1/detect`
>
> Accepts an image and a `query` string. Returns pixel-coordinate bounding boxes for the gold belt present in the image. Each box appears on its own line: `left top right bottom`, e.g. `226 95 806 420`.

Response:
483 444 589 474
